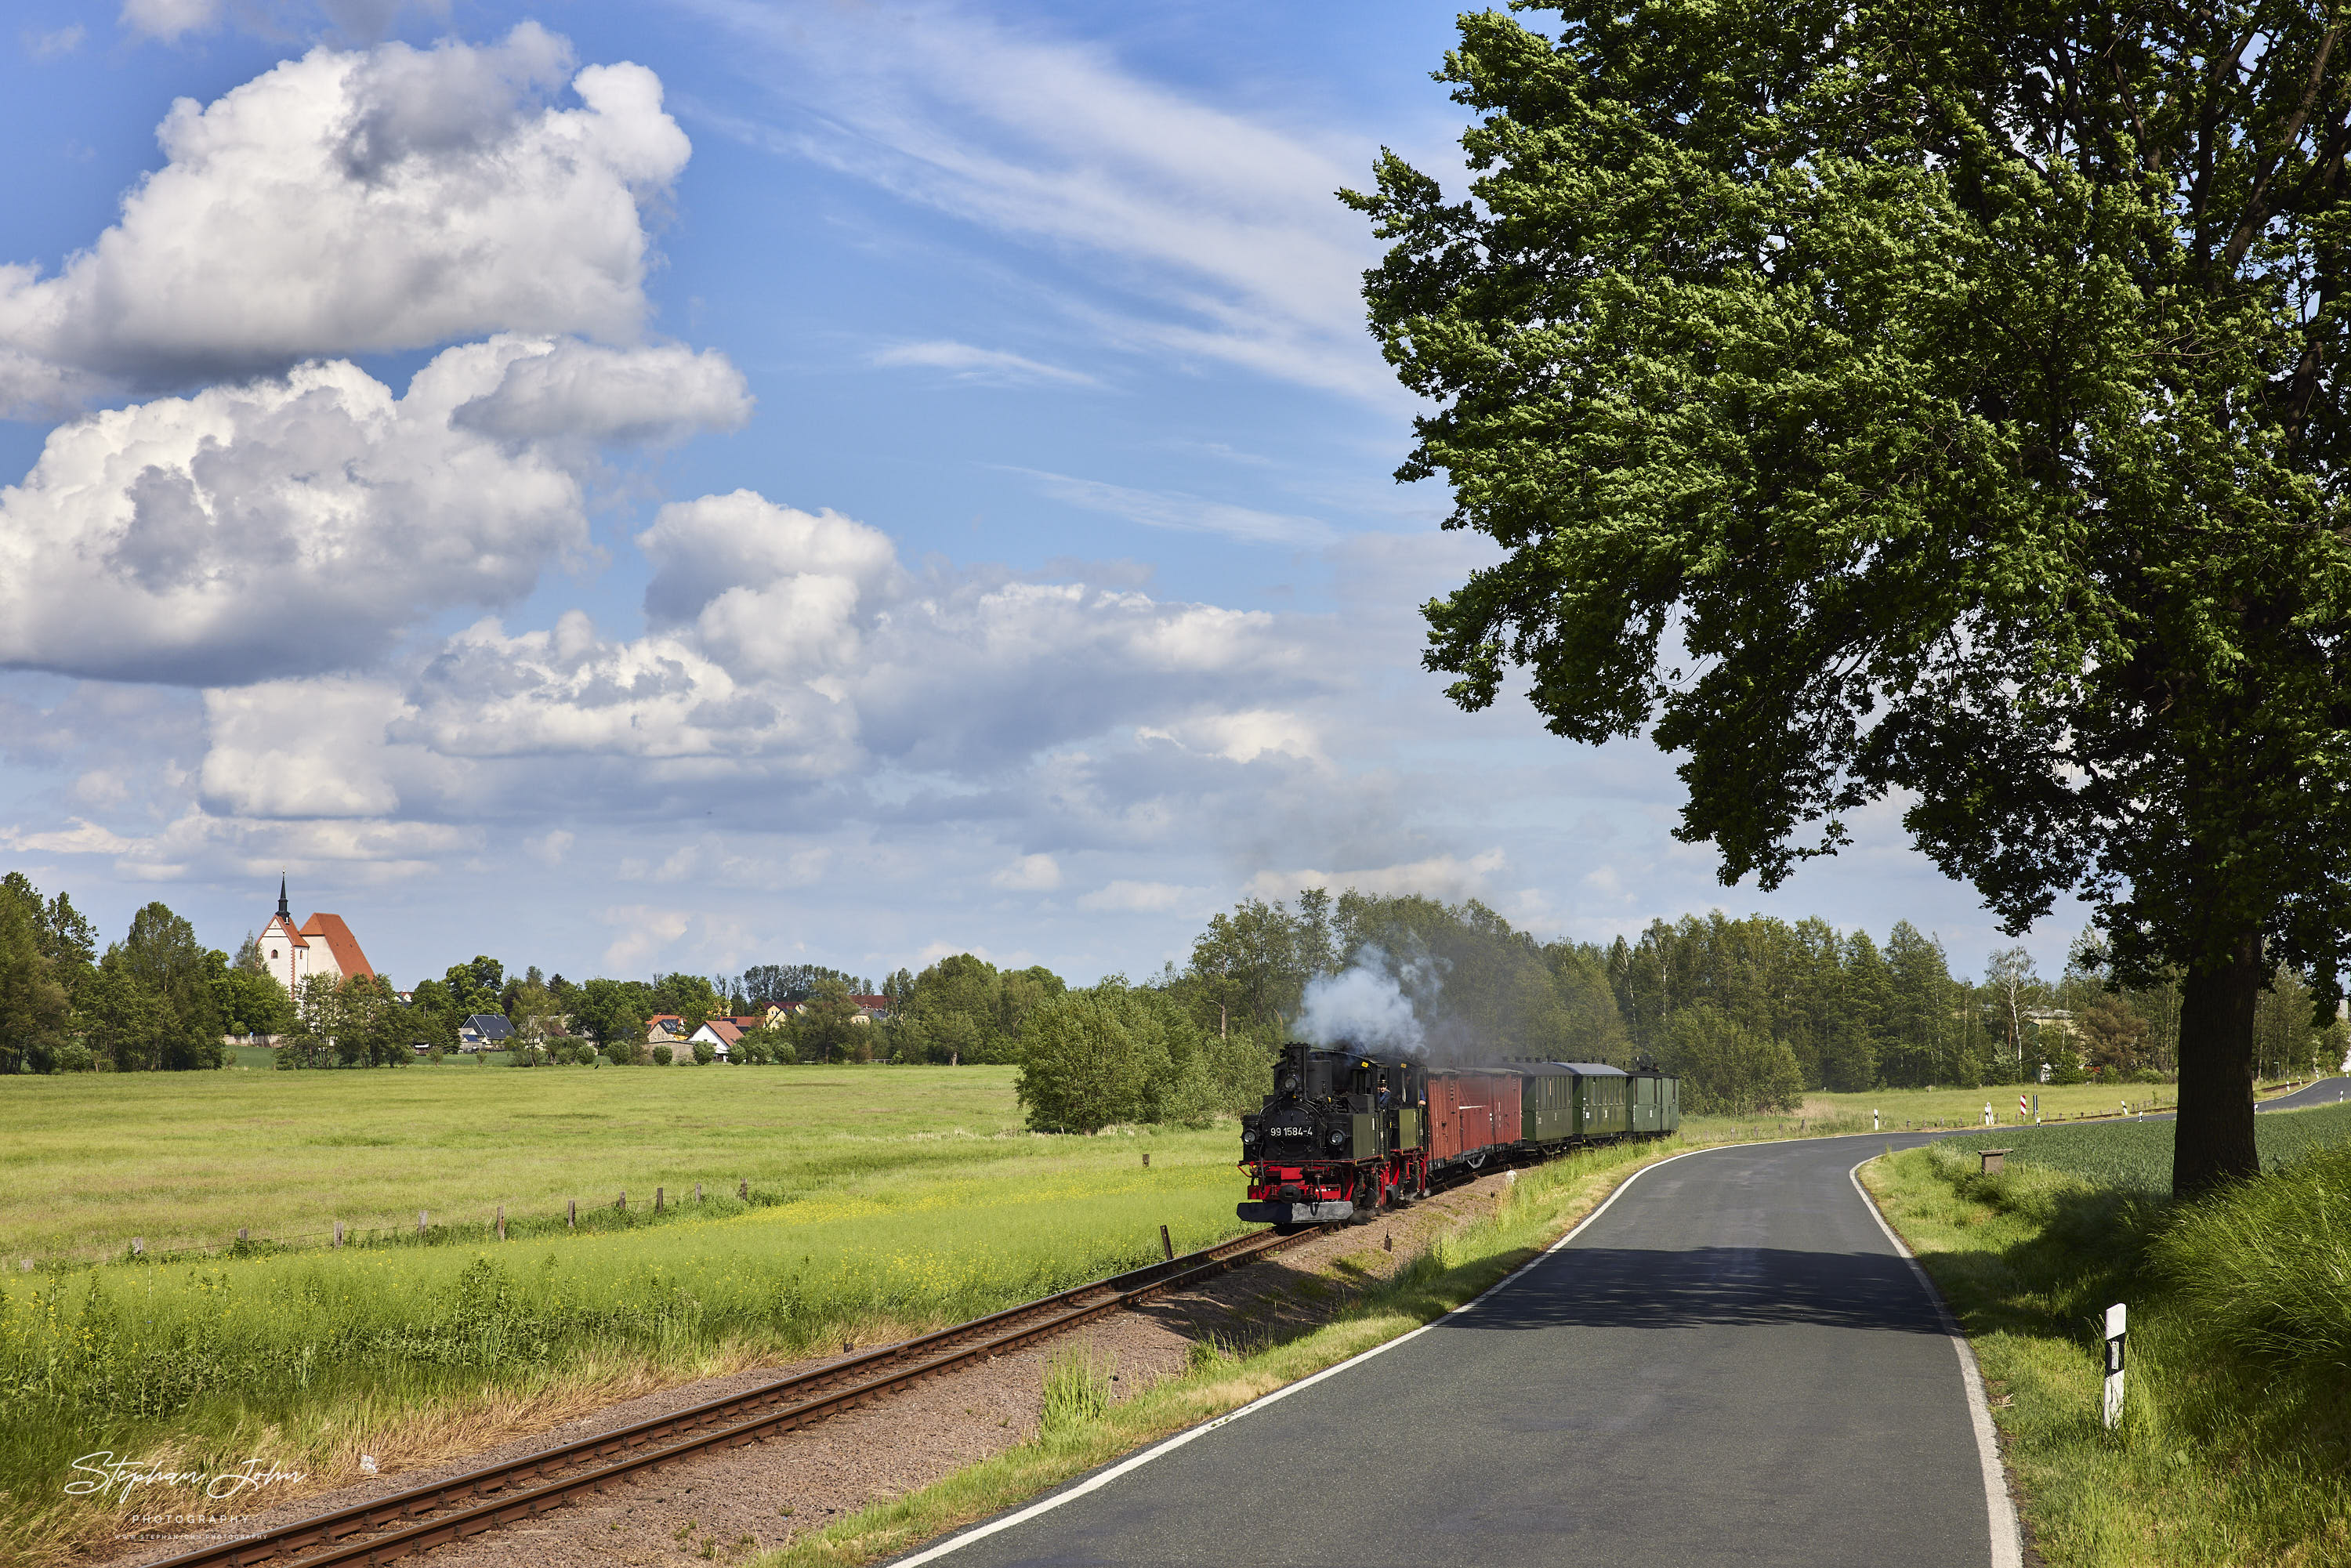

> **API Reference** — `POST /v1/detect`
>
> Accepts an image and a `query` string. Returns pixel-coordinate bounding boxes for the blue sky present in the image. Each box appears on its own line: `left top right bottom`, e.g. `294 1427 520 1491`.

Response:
0 0 2086 989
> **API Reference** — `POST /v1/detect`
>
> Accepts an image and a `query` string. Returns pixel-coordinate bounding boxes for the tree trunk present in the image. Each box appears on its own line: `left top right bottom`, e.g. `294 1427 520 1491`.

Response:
2172 928 2262 1198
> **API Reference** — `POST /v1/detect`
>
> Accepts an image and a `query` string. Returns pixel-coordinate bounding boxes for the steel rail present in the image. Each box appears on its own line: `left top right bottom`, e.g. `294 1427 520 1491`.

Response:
143 1226 1317 1568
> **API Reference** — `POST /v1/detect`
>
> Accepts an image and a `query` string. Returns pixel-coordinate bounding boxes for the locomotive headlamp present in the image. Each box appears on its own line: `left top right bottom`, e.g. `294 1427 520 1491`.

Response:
1280 1072 1301 1093
1327 1128 1348 1147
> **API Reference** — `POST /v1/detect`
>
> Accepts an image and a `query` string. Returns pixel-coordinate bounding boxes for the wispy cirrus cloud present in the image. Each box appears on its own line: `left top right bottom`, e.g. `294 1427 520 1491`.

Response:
683 0 1392 403
873 339 1098 387
1006 467 1335 549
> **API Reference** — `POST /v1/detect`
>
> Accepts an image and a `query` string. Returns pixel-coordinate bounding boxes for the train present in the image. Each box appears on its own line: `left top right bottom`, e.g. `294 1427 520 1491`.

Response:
1236 1043 1681 1227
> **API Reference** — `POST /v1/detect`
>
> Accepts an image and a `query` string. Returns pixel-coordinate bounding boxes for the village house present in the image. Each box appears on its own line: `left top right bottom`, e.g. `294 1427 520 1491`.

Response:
458 1013 514 1052
687 1018 743 1060
776 994 892 1025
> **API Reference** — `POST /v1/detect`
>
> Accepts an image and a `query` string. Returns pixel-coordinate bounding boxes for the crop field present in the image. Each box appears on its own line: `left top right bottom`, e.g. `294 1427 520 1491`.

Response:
1938 1099 2351 1192
0 1063 1043 1262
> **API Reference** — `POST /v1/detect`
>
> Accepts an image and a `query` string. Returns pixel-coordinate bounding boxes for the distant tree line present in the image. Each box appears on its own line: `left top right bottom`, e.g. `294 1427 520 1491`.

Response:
5 870 2341 1114
1 874 242 1073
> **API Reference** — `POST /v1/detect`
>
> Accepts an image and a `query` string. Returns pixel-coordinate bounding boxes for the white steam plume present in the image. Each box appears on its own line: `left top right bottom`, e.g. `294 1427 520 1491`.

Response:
1294 947 1427 1053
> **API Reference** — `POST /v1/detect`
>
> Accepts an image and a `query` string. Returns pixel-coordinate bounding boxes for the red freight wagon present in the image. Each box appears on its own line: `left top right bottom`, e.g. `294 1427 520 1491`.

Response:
1429 1068 1521 1173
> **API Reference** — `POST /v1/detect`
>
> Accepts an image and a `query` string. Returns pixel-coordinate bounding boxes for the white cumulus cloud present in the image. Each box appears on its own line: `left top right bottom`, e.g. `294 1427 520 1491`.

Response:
0 25 690 411
0 335 746 685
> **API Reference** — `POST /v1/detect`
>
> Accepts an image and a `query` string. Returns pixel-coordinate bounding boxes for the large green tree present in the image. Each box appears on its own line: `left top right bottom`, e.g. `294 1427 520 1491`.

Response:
106 902 223 1070
1350 2 2351 1193
0 881 68 1073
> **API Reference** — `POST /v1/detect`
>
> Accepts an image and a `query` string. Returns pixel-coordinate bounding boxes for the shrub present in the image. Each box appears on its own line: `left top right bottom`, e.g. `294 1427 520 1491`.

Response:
1665 1005 1803 1114
51 1041 94 1074
692 1039 715 1066
652 1045 673 1066
1016 988 1165 1132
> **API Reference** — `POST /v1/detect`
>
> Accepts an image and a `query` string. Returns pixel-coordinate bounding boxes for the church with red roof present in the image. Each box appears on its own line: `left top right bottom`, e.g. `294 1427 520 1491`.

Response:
259 877 378 997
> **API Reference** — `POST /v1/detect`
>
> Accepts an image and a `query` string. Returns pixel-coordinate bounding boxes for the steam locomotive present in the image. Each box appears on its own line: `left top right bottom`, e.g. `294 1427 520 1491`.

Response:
1237 1043 1681 1227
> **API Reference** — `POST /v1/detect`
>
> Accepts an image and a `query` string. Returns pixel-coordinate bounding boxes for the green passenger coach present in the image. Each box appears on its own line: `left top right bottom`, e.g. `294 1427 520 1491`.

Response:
1628 1059 1680 1134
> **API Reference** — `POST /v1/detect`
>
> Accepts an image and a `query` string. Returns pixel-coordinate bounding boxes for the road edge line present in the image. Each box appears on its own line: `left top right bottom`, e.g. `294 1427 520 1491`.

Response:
886 1140 1718 1567
1849 1156 2025 1568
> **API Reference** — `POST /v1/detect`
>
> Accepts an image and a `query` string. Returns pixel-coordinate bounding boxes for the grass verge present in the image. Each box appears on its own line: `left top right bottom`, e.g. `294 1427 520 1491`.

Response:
1861 1132 2351 1566
741 1135 1685 1568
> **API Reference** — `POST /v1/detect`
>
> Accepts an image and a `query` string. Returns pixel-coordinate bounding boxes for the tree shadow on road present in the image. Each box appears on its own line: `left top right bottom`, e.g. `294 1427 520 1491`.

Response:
1436 1245 1952 1335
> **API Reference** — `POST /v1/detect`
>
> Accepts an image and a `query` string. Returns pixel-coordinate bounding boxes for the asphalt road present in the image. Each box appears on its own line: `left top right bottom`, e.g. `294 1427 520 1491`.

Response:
2262 1075 2351 1110
903 1133 2006 1568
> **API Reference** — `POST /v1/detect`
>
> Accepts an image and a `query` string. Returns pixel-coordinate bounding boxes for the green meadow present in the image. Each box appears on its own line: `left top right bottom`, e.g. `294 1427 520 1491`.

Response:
0 1063 1259 1565
0 1062 1041 1262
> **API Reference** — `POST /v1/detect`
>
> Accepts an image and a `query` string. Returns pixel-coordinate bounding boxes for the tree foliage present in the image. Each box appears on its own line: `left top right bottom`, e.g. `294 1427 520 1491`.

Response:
0 880 68 1074
890 954 1065 1063
1012 980 1270 1133
1348 2 2351 1190
1667 1005 1806 1116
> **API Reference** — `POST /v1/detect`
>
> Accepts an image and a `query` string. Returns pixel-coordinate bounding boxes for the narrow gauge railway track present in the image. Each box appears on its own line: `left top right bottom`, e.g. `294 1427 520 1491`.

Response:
149 1226 1319 1568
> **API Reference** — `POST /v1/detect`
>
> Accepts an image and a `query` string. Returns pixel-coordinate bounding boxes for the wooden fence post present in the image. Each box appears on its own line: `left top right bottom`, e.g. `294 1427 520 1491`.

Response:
332 1222 342 1249
1142 1152 1150 1168
617 1190 626 1212
496 1205 505 1242
567 1199 577 1229
418 1210 427 1237
237 1228 248 1243
1159 1224 1173 1262
654 1186 665 1214
132 1237 144 1258
696 1182 703 1204
738 1179 748 1200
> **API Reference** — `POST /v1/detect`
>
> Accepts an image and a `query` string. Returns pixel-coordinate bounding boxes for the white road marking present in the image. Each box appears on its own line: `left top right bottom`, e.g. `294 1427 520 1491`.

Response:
887 1143 1716 1566
1850 1158 2026 1568
897 1135 2011 1567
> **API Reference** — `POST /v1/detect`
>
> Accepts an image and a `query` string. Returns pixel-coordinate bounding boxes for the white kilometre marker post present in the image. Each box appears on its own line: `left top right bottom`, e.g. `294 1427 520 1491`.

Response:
2101 1303 2128 1429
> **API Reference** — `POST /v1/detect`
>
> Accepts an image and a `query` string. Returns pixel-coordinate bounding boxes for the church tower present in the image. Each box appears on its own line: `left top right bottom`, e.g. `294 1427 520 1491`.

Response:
259 878 377 998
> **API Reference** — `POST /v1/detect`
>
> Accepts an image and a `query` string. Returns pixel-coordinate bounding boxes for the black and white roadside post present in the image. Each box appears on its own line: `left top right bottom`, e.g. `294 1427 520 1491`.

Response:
2101 1303 2127 1429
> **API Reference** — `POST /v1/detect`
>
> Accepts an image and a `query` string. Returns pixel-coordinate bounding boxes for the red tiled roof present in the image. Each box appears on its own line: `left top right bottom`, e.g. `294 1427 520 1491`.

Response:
266 914 308 948
849 995 890 1010
701 1019 745 1045
298 913 374 980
